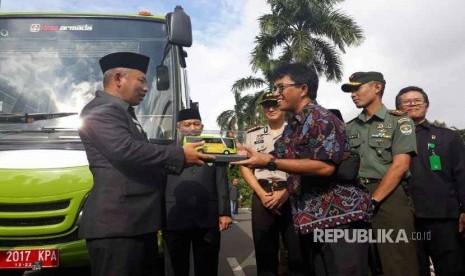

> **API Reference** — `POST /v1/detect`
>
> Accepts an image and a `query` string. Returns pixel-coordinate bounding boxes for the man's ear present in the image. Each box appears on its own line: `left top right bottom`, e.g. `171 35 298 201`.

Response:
300 84 309 98
113 71 123 87
373 82 383 94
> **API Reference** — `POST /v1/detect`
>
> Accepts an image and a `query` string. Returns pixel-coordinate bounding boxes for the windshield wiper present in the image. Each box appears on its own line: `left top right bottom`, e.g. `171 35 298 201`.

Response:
0 112 78 123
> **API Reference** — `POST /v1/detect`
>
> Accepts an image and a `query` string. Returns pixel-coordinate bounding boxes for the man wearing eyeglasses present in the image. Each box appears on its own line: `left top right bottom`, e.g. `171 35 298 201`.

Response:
233 63 372 275
342 72 420 275
164 108 232 276
396 86 465 276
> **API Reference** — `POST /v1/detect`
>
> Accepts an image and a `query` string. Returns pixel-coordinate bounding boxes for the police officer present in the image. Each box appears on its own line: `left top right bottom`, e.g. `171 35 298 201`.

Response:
396 86 465 276
342 72 420 275
240 92 306 275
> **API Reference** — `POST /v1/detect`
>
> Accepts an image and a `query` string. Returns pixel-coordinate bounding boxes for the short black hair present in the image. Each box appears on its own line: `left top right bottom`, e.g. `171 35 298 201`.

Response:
272 63 319 100
395 86 429 109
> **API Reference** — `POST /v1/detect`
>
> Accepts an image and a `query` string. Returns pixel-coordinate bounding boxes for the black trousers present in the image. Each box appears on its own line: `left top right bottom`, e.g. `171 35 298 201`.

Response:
86 232 159 276
300 223 369 276
252 192 308 276
163 227 220 276
415 218 465 276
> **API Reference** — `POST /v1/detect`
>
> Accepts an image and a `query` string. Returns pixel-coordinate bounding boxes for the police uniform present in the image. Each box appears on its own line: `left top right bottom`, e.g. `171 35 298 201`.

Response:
346 105 419 276
245 124 306 275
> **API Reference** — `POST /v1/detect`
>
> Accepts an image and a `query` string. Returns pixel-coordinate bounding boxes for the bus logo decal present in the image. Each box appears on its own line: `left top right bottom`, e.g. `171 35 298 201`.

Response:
30 24 41 32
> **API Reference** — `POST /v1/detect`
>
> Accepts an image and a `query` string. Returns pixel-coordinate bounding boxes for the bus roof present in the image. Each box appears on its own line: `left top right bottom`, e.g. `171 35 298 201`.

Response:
0 12 165 22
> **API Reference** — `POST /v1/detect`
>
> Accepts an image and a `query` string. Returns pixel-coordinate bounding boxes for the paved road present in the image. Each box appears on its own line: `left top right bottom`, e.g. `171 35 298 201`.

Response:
0 209 256 276
219 209 256 276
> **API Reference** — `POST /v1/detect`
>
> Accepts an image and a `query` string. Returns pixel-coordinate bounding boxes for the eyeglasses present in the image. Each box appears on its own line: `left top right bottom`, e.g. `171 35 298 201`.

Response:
272 83 305 94
400 99 425 106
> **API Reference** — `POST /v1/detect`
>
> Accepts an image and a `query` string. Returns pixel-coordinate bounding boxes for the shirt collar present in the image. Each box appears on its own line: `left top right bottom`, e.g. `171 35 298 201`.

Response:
292 101 319 125
96 90 131 111
417 119 431 129
357 104 388 122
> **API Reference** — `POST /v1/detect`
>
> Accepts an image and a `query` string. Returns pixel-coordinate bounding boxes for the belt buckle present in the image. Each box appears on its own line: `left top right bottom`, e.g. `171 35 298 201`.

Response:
358 177 369 184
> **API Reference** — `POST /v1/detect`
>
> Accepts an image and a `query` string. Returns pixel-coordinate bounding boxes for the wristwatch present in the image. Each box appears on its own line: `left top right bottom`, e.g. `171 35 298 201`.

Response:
267 157 277 171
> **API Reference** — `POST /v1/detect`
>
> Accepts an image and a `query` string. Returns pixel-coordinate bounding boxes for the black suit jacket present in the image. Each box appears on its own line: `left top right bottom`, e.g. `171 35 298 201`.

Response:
165 164 231 230
409 121 465 218
78 90 185 239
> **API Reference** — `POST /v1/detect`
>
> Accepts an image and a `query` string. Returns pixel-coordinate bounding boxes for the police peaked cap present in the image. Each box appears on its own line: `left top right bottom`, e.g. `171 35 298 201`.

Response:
99 52 150 74
341 71 385 92
258 92 278 105
178 108 202 122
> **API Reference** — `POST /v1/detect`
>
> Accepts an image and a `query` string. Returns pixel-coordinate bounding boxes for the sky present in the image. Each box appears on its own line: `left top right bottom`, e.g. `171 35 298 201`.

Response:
2 0 465 129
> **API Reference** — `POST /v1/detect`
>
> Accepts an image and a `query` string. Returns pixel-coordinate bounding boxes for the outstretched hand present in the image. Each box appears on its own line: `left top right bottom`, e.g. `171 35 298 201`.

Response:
183 141 215 167
230 147 273 169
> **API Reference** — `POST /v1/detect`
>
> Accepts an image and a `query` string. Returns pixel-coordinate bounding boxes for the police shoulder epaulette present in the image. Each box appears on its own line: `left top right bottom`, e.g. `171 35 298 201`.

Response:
247 126 263 133
389 110 406 116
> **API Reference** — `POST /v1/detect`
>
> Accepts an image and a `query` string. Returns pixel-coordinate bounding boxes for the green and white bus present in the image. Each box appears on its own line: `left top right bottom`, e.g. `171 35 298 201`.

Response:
0 7 192 271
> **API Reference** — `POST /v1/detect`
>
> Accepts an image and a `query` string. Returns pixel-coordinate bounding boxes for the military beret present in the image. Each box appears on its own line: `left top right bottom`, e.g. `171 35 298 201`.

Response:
341 71 385 92
99 52 150 74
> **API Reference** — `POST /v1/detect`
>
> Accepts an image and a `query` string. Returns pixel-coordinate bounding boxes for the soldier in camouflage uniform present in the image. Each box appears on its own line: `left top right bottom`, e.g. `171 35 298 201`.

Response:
342 72 419 276
241 92 306 275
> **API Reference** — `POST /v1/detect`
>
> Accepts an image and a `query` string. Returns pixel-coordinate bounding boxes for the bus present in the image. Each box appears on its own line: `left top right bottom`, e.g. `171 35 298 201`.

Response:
0 7 192 271
184 135 238 155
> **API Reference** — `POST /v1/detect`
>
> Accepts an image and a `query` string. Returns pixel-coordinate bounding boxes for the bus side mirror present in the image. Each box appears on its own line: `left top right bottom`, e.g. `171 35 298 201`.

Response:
156 65 169 91
166 6 192 47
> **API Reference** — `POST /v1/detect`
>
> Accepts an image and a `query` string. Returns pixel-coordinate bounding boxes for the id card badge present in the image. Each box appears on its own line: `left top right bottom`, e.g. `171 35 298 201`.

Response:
429 154 442 171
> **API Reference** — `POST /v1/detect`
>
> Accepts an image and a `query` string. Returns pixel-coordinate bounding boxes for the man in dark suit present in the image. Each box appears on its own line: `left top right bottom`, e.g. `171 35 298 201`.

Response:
396 86 465 276
164 108 232 276
78 52 213 276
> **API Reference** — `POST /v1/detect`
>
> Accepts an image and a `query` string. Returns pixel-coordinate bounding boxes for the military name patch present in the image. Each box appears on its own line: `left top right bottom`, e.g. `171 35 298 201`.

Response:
400 124 412 135
397 117 409 124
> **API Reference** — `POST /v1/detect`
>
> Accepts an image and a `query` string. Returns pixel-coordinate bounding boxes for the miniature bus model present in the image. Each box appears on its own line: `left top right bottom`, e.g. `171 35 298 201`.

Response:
183 135 237 155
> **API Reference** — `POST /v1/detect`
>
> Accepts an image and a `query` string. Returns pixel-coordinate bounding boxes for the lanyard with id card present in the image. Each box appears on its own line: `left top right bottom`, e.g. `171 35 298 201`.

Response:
428 143 442 171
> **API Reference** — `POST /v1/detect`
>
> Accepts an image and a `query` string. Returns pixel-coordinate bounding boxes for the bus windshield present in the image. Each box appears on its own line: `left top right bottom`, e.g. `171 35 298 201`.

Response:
0 15 177 141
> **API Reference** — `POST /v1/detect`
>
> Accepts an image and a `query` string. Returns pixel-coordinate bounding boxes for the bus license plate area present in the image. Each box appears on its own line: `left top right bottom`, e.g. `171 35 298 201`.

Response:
0 249 59 269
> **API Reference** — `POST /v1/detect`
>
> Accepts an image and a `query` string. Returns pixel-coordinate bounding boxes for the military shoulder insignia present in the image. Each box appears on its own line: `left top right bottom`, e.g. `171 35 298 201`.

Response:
247 125 263 133
397 117 410 124
389 110 406 116
399 124 413 135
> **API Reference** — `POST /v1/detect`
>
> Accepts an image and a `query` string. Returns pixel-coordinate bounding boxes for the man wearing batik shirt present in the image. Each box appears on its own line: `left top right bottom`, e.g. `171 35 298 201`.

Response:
233 63 372 275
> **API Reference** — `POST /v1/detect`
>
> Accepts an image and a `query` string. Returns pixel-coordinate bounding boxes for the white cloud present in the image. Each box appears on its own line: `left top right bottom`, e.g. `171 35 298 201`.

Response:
187 0 269 129
320 0 465 128
2 0 464 129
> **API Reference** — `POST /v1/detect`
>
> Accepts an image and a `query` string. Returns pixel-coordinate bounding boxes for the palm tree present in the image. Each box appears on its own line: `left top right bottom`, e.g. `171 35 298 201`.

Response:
252 0 364 81
217 0 364 130
216 78 266 131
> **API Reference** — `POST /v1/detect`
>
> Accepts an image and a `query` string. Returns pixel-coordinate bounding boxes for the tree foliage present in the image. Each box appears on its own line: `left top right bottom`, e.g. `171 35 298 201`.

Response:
252 0 364 81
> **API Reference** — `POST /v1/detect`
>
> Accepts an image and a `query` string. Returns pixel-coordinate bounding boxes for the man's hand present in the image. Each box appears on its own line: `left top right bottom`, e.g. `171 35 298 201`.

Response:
183 141 215 167
264 189 289 214
459 213 465 235
219 216 232 231
230 147 273 169
257 191 273 207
